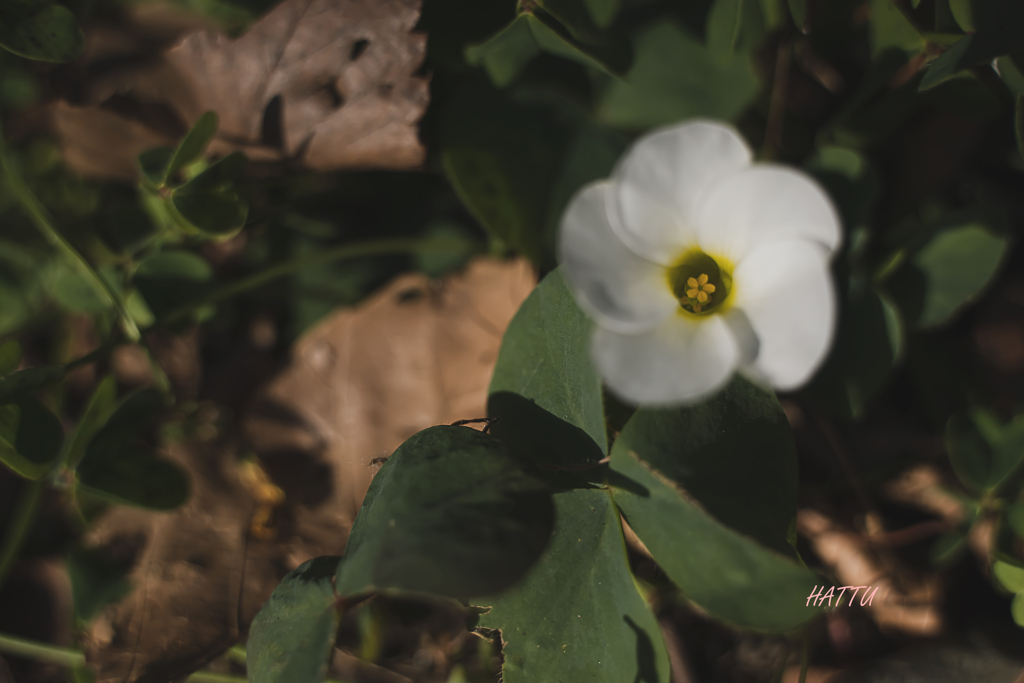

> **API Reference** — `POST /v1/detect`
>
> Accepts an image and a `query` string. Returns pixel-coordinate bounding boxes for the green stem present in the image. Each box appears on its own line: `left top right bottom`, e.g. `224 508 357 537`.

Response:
156 236 481 327
0 633 353 683
0 631 81 667
0 633 248 682
0 480 45 591
0 128 140 342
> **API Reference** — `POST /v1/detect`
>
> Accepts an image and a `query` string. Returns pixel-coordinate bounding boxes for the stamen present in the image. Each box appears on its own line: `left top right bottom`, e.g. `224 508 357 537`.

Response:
679 272 715 314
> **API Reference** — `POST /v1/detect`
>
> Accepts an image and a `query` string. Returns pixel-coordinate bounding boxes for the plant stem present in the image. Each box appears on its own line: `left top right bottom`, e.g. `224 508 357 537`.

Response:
0 631 81 667
0 633 353 683
156 236 482 327
0 633 249 682
0 127 140 342
0 480 45 591
763 40 793 161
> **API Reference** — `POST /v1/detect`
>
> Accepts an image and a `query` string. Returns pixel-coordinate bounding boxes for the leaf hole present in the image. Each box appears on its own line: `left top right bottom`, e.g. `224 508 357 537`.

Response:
350 38 369 61
260 94 284 149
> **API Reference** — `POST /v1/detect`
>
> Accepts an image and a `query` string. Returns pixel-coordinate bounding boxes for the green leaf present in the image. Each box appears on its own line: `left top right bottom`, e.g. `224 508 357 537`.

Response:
72 390 185 511
249 556 340 683
806 285 903 420
1007 502 1024 538
465 15 539 87
441 85 622 270
76 444 188 509
869 0 926 58
609 449 821 632
50 267 109 314
0 397 63 479
1013 591 1024 627
948 0 974 32
528 6 631 75
0 365 68 405
165 152 248 237
582 0 620 28
336 426 554 599
81 387 163 455
178 151 247 192
474 488 670 683
596 22 761 129
612 376 799 554
994 54 1024 96
488 268 606 470
605 377 821 632
0 339 21 376
0 1 83 63
946 409 1024 494
886 222 1008 328
706 0 745 63
919 3 1024 90
164 112 219 185
68 547 133 624
133 250 213 320
993 560 1024 593
64 375 117 470
137 147 174 189
787 0 807 28
170 188 249 237
466 8 630 89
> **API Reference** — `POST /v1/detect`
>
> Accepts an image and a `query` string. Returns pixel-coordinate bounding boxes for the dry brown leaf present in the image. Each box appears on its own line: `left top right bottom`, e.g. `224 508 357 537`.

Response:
797 509 943 637
53 0 429 180
53 104 175 182
84 440 283 683
167 0 429 170
84 257 535 682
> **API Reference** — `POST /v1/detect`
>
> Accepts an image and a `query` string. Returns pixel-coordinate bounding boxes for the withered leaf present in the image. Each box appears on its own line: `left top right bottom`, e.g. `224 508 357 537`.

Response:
167 0 429 170
53 0 430 180
84 257 535 683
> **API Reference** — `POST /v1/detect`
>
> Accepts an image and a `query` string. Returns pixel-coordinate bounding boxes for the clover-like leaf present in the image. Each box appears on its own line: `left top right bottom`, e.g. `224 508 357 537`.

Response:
163 112 219 186
920 2 1024 90
596 22 760 129
946 408 1024 494
132 250 213 321
0 397 63 479
886 221 1008 329
607 376 822 633
0 0 83 63
336 425 554 599
249 557 340 683
488 268 607 470
474 488 670 683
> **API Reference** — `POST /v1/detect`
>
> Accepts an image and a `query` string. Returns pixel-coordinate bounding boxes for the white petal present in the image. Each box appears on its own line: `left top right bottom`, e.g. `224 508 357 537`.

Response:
591 314 741 406
559 182 677 333
611 120 753 265
731 240 836 390
694 166 842 263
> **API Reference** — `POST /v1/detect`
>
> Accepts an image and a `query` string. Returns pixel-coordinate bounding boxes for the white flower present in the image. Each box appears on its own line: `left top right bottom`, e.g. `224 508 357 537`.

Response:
558 120 841 406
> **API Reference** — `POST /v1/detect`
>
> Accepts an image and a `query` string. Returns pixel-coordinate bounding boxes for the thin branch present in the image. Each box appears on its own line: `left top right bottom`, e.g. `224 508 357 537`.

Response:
156 236 483 327
0 125 140 342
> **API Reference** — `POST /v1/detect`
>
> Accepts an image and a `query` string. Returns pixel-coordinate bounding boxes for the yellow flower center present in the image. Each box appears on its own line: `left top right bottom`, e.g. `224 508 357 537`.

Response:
666 249 733 317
